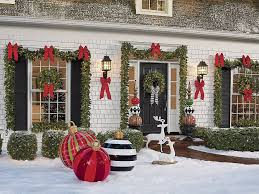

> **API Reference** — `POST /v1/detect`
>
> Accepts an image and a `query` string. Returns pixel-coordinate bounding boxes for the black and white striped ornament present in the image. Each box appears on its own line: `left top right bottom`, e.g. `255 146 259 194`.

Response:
103 139 137 172
184 106 194 115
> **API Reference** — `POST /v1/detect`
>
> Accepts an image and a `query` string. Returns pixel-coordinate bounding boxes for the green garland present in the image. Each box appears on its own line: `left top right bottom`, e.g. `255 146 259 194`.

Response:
38 68 63 90
143 71 165 94
214 68 222 127
237 76 255 93
120 42 187 129
4 45 91 130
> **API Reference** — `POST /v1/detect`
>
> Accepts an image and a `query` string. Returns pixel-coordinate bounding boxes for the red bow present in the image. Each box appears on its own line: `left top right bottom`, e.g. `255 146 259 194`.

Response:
242 55 251 68
43 83 54 98
7 42 19 62
44 46 54 64
78 46 90 61
244 88 253 103
151 43 161 58
215 53 224 67
194 80 205 100
100 77 111 100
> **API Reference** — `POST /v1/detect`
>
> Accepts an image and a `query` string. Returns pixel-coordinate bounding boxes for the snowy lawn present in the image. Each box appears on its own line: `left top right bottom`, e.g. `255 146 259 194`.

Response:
189 145 259 159
1 149 259 194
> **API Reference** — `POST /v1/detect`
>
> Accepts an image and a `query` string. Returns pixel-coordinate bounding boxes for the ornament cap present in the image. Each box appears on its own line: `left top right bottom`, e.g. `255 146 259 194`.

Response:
114 129 124 140
91 140 101 151
69 121 78 134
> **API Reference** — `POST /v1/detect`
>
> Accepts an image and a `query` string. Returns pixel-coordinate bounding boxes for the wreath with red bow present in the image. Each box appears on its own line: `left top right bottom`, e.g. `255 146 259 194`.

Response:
38 68 63 98
237 76 254 94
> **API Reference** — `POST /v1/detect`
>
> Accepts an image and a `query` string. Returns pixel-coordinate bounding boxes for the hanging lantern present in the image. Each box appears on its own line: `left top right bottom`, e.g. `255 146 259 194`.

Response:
101 55 112 72
197 61 208 79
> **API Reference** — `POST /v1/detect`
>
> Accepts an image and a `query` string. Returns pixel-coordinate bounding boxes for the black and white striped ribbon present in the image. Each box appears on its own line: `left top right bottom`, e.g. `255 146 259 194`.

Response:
150 86 159 105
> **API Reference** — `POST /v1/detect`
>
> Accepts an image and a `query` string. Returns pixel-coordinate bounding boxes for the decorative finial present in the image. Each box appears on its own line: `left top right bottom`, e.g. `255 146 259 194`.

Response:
69 121 78 134
114 129 124 140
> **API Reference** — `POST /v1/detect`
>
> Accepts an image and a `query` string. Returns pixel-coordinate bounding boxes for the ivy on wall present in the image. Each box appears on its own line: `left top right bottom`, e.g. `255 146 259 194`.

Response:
4 45 91 129
213 57 259 127
120 42 188 129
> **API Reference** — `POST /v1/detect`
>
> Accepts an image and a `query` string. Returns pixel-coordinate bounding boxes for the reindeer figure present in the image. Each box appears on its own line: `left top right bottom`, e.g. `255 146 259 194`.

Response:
146 116 168 152
158 137 176 163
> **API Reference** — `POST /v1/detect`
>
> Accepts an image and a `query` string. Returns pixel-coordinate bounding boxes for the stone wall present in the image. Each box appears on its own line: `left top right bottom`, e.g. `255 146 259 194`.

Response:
0 0 259 33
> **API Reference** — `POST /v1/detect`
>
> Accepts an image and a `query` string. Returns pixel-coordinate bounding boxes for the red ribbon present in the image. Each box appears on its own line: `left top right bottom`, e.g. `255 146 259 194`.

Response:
215 53 224 67
7 42 19 62
43 83 54 98
44 46 54 64
244 88 253 103
151 43 161 58
194 80 205 100
100 77 111 100
78 46 90 61
242 55 251 68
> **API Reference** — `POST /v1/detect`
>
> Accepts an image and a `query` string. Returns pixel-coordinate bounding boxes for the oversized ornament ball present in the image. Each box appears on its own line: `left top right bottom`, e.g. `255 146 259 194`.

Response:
184 106 194 115
130 105 141 115
73 140 110 182
59 122 96 168
183 115 196 125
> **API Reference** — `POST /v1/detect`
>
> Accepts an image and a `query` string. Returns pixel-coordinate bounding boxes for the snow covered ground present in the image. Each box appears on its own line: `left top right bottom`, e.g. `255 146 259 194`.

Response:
1 149 259 194
189 145 259 159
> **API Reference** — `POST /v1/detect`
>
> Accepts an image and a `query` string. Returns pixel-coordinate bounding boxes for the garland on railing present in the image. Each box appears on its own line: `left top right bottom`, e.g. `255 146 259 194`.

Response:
120 42 188 129
4 43 91 129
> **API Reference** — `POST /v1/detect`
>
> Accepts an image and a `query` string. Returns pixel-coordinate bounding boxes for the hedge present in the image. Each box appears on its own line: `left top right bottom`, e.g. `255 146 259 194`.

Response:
193 127 259 151
0 134 2 155
97 129 144 152
7 132 37 160
42 130 65 159
32 121 67 133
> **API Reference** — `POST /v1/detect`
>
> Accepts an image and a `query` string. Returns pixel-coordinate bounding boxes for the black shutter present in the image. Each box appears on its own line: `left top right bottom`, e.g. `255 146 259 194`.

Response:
221 68 231 128
71 60 82 126
15 57 28 131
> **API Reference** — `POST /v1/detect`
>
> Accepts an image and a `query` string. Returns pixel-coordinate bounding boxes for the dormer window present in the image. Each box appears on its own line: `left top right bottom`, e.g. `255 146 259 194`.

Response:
136 0 173 17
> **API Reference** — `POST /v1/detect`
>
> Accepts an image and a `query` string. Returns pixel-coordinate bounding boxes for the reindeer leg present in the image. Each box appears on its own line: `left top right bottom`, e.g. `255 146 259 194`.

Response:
146 140 150 149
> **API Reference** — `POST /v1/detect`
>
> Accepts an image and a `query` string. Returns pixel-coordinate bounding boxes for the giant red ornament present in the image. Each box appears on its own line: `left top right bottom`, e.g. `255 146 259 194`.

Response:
73 140 110 182
59 121 96 168
183 115 196 125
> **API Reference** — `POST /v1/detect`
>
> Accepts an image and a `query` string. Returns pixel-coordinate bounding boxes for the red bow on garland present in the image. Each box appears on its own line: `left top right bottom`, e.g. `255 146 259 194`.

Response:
151 43 161 59
242 55 251 68
244 88 253 103
78 46 90 61
100 77 111 100
7 42 19 62
43 83 54 98
44 46 54 64
214 53 224 67
194 80 205 100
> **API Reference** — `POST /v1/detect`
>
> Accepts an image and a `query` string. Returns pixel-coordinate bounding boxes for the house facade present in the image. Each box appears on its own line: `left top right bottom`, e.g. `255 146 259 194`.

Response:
0 0 259 134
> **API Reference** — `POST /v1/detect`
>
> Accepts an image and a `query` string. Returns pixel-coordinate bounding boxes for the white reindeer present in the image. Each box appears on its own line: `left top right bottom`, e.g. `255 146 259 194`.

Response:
159 137 176 162
146 116 168 152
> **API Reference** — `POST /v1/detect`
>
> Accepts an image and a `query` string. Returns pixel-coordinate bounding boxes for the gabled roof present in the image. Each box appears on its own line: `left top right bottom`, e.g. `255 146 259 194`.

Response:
0 0 258 34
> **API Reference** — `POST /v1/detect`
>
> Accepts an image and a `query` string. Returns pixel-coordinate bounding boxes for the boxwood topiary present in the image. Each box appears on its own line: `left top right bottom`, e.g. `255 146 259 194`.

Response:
193 127 259 151
7 132 37 160
32 121 67 133
97 129 144 152
42 130 65 159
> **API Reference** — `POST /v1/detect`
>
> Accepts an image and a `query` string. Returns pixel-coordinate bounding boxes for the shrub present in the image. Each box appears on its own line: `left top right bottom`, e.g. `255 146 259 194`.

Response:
32 121 67 133
0 134 2 155
193 127 259 151
232 119 259 128
7 132 37 160
42 130 65 159
97 128 144 152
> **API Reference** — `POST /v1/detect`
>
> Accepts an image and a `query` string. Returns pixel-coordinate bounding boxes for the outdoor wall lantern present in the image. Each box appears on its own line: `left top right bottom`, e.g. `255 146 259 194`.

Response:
101 55 112 78
100 55 112 100
197 61 208 79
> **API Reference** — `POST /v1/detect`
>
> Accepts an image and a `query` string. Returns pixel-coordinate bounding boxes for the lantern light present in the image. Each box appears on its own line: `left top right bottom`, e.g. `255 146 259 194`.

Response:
101 55 112 72
197 61 208 79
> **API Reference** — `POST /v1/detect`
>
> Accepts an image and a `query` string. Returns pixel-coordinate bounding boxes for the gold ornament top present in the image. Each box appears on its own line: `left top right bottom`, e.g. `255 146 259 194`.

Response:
69 121 78 134
91 140 101 151
114 130 124 140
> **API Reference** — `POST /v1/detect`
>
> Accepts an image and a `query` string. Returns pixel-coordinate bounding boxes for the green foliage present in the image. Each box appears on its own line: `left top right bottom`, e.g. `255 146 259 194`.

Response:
42 130 65 159
0 134 2 155
97 129 144 152
232 119 259 128
38 68 63 90
214 68 222 127
237 75 255 93
4 44 91 130
31 121 67 133
224 59 259 72
7 132 37 160
120 42 187 128
193 127 259 151
143 71 165 94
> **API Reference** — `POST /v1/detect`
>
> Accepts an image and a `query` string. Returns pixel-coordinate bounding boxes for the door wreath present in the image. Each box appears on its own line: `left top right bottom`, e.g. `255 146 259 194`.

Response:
38 68 63 98
144 72 165 105
237 75 254 103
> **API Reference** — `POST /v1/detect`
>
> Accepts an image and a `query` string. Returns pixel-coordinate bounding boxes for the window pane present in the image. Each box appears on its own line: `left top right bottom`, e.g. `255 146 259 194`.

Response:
32 67 40 77
142 0 149 9
32 58 40 66
32 92 41 102
58 103 66 113
32 102 41 113
32 114 41 123
158 0 166 11
59 68 66 78
32 78 38 89
150 0 157 10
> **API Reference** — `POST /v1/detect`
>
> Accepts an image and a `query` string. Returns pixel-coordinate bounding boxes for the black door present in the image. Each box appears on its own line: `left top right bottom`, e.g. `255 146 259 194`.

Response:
140 63 168 134
221 68 231 128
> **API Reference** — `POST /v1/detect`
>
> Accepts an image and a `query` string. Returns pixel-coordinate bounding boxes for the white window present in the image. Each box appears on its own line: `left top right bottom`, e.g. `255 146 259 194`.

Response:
135 0 173 17
28 58 70 128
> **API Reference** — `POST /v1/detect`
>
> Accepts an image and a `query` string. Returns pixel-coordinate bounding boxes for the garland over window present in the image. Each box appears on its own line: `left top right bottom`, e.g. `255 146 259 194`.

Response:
120 42 187 129
4 44 92 130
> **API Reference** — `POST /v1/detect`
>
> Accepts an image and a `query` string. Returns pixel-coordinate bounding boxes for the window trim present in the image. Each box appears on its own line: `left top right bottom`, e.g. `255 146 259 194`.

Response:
27 59 71 130
135 0 173 17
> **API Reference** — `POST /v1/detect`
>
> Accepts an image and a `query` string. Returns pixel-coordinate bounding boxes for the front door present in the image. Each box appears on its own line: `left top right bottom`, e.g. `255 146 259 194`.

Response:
140 63 168 134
